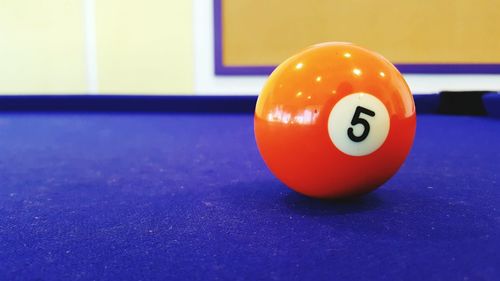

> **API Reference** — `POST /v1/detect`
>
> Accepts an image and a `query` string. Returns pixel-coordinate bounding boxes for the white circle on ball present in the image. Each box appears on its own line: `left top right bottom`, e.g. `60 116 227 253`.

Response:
327 93 390 156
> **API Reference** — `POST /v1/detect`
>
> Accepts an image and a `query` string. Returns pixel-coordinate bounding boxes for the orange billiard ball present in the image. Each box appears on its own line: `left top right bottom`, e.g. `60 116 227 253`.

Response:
254 42 416 199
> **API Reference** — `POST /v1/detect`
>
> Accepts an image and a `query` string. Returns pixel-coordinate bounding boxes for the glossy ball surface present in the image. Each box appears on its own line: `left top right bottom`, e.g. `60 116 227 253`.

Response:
254 42 416 198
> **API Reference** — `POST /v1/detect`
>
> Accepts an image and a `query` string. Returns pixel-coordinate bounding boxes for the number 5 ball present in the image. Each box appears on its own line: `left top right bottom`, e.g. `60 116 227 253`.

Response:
254 42 416 198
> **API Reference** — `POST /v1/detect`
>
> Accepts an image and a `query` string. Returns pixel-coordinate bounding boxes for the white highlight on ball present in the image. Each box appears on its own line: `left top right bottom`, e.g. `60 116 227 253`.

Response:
327 93 390 156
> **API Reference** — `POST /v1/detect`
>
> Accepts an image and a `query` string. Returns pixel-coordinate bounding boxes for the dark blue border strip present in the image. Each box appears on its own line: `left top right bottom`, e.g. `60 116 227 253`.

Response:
0 94 494 116
413 94 440 114
213 0 500 75
0 96 258 113
483 93 500 118
0 92 500 117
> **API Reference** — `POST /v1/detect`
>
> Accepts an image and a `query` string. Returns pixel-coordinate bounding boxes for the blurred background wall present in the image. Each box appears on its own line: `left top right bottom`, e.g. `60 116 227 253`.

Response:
0 0 193 95
0 0 499 95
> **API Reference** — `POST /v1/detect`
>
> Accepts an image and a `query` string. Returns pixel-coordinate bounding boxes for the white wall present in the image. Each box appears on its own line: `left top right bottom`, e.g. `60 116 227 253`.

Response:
193 0 266 95
193 0 500 95
0 0 498 95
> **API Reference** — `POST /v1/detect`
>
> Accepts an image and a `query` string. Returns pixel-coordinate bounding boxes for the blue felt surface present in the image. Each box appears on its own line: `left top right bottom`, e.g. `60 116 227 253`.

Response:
0 113 499 281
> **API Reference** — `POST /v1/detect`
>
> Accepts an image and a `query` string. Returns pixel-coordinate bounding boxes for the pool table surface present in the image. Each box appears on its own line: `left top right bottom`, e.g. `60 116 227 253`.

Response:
0 94 499 280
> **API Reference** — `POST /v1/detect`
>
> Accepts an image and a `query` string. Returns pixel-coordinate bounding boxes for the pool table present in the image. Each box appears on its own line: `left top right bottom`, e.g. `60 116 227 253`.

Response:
0 93 499 280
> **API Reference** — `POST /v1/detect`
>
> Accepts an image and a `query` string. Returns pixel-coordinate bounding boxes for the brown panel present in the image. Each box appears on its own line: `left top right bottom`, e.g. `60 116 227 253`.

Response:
222 0 500 65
